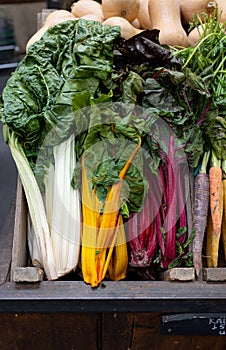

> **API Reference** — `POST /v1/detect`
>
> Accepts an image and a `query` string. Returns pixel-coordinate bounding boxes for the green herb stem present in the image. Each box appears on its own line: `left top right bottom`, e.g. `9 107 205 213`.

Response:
222 160 226 180
211 149 221 168
182 33 221 69
213 55 226 78
199 151 210 174
36 64 50 98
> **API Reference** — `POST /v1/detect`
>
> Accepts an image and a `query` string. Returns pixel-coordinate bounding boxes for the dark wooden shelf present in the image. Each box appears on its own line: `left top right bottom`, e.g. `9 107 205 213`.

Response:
0 280 226 314
0 196 226 315
0 183 226 349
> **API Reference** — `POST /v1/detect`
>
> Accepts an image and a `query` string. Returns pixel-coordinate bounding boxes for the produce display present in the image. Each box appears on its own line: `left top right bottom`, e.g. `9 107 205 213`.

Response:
0 0 225 287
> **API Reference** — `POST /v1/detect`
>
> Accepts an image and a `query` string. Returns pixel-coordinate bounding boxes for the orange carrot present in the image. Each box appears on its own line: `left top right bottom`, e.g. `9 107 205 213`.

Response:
222 160 226 260
209 150 223 267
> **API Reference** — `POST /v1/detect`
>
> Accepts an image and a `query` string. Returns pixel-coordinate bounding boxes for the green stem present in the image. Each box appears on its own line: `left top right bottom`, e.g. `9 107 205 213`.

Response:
199 151 210 174
36 64 50 98
213 55 226 78
182 32 221 69
222 160 226 180
211 149 221 168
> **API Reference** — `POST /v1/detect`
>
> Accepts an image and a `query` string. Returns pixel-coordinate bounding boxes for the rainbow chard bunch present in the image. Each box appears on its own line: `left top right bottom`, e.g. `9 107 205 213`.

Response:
157 131 191 269
127 174 159 268
127 120 195 273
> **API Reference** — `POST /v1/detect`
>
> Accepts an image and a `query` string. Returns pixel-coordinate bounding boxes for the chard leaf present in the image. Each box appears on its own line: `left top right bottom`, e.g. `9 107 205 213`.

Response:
72 102 148 214
1 19 120 187
121 71 144 104
143 78 184 114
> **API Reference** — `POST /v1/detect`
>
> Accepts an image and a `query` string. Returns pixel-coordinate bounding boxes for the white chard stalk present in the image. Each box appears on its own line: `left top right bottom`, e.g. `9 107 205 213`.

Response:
27 212 43 268
8 131 58 280
45 134 81 277
9 130 81 279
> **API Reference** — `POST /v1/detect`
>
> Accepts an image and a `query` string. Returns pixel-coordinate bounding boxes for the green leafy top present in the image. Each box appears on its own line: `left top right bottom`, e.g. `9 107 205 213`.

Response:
173 13 226 160
1 19 120 160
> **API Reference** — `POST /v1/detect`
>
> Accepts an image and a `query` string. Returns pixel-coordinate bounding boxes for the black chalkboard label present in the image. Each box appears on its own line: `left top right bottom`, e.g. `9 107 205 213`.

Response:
161 313 226 336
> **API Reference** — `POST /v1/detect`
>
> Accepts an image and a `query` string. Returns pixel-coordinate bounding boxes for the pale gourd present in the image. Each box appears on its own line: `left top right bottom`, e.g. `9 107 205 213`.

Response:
131 18 141 29
178 0 217 25
216 0 226 24
26 26 48 53
102 0 140 23
103 16 143 40
137 0 152 29
26 10 76 54
44 10 77 28
148 0 190 48
80 14 104 23
188 25 205 46
71 0 104 21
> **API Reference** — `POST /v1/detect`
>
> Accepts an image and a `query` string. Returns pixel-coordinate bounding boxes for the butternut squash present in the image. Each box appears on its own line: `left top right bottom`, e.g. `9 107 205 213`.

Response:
26 26 48 53
103 16 143 40
178 0 217 25
44 10 76 28
131 18 141 29
26 10 76 54
71 0 104 21
80 14 104 23
188 25 205 46
216 0 226 24
148 0 190 48
102 0 140 23
137 0 152 29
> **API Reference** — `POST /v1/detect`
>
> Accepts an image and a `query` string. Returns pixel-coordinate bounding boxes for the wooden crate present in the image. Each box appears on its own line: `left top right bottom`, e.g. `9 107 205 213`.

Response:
0 177 226 349
0 9 225 349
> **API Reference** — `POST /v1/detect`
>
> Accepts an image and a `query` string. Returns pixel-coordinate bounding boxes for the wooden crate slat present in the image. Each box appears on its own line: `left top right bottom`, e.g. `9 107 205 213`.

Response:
102 313 134 350
10 176 28 281
0 312 100 350
0 199 15 284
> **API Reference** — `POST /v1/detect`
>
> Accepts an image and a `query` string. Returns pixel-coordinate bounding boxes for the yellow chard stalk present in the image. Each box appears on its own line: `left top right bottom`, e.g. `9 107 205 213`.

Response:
81 134 141 287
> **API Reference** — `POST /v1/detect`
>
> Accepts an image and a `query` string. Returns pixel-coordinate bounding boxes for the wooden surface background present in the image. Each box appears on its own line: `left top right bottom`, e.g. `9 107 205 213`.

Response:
0 182 226 349
0 312 226 350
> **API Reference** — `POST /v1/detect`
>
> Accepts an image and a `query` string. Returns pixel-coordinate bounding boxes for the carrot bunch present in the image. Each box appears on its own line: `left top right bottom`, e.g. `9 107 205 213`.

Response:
192 149 226 274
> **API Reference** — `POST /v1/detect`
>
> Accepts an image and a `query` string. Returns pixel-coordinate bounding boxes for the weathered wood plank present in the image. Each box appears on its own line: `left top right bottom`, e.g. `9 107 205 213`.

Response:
0 280 226 313
102 313 134 350
10 176 28 281
0 312 100 350
1 280 226 300
131 313 161 349
131 313 226 350
0 312 226 350
0 198 16 285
